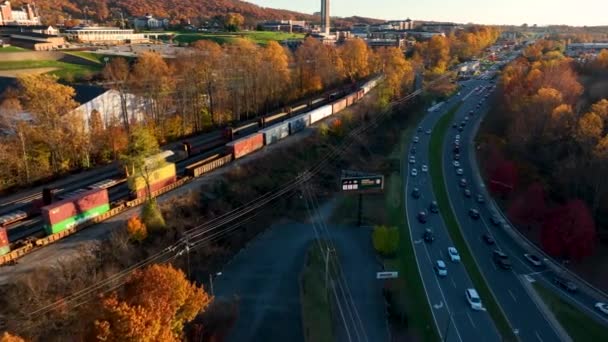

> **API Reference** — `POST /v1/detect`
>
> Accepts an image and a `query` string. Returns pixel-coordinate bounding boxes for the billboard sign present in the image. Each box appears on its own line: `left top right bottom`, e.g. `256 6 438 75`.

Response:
341 175 384 192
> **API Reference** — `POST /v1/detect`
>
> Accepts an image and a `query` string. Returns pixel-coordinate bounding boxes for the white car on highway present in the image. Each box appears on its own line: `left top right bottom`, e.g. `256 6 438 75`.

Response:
422 164 428 172
411 168 418 177
409 156 416 164
453 160 461 168
413 136 420 143
595 302 608 315
466 288 483 310
435 260 448 277
448 247 460 262
524 253 543 267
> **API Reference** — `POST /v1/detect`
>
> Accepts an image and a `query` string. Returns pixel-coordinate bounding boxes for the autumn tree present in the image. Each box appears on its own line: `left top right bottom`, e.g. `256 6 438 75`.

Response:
596 49 608 69
259 41 291 112
191 40 226 125
372 225 399 257
126 216 148 242
376 47 414 99
95 264 212 341
340 38 370 82
541 199 596 261
17 74 80 174
295 37 344 96
130 52 175 139
120 126 165 230
103 57 131 132
0 332 25 342
224 13 245 31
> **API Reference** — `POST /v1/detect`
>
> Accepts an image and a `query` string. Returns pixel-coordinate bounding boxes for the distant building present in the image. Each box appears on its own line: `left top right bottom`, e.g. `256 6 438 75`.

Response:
407 31 445 40
351 24 369 38
419 22 460 34
65 27 149 45
0 24 58 35
9 32 66 50
366 38 406 50
566 42 608 57
259 20 307 33
132 14 169 31
0 1 40 26
386 19 415 31
73 89 146 129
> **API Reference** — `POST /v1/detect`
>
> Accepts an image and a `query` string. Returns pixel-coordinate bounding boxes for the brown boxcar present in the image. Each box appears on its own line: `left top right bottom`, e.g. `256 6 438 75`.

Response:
131 175 178 199
331 98 347 114
226 133 264 159
41 188 109 226
186 154 233 178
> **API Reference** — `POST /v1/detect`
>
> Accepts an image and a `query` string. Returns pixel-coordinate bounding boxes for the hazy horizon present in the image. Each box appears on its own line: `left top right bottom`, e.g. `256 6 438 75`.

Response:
246 0 607 27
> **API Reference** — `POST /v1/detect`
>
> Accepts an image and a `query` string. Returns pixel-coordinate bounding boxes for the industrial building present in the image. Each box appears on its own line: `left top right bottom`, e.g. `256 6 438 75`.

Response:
0 1 40 26
64 26 149 45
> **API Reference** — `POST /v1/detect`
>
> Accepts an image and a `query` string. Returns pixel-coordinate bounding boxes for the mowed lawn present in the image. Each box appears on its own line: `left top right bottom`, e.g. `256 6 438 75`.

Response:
0 60 102 79
174 31 305 45
0 46 27 52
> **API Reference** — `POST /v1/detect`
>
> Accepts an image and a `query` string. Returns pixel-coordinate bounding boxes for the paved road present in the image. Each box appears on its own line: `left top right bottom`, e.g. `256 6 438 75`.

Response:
451 76 608 331
215 206 388 342
442 79 565 341
404 96 500 342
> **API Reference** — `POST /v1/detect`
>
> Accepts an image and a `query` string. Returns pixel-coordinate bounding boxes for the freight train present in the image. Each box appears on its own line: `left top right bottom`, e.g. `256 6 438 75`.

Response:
0 76 382 264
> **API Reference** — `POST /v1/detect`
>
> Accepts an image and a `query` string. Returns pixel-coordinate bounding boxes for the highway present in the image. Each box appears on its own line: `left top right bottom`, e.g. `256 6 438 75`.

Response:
451 73 608 332
405 93 500 342
441 77 566 341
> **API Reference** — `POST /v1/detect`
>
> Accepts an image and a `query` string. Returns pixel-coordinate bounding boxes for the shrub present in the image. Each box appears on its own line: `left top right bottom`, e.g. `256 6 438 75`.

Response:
372 225 399 257
142 198 166 232
126 216 148 242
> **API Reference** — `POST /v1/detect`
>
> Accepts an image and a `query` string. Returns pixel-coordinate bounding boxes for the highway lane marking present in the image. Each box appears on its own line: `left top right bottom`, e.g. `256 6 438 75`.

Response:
508 289 517 302
535 331 544 342
466 312 477 328
451 278 457 289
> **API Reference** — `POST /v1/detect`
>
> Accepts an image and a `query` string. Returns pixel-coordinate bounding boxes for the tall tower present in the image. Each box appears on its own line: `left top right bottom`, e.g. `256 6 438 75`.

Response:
320 0 330 35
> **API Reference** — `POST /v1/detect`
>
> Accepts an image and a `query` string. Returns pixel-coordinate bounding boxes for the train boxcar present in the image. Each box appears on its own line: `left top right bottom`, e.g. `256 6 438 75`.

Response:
226 133 264 159
345 93 357 107
259 121 290 145
331 98 347 114
131 176 178 199
186 154 233 178
0 227 9 256
362 76 382 94
260 111 289 127
41 188 110 235
309 105 333 124
287 113 311 135
127 163 177 192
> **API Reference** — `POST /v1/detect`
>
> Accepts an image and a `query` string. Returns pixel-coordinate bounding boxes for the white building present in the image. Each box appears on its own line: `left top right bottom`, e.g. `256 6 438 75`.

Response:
65 26 149 45
132 14 169 30
74 89 147 130
0 1 40 26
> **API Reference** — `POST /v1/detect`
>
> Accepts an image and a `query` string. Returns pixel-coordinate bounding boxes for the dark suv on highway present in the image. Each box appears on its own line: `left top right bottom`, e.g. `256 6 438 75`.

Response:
493 250 512 270
553 276 578 293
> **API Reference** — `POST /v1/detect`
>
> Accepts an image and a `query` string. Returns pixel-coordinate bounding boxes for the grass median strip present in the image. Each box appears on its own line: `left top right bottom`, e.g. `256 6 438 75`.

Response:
428 104 517 340
533 283 608 342
388 111 440 341
300 241 334 342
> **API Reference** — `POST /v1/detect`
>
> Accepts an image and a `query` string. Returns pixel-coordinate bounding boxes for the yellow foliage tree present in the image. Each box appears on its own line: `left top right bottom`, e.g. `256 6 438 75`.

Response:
126 216 148 242
0 332 25 342
340 38 370 82
95 264 212 341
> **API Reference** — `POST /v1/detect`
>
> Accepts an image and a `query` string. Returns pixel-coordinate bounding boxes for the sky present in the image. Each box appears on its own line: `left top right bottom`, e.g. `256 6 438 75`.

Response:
246 0 607 26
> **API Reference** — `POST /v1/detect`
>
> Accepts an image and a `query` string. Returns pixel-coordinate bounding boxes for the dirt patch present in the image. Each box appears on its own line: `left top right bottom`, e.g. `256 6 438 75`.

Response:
0 67 58 77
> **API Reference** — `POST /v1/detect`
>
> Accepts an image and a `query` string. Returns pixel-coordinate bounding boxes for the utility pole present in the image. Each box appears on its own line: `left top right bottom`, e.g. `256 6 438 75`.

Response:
209 273 214 296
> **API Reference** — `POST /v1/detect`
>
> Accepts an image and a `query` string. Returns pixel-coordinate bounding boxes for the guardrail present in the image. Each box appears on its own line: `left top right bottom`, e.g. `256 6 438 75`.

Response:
470 108 608 303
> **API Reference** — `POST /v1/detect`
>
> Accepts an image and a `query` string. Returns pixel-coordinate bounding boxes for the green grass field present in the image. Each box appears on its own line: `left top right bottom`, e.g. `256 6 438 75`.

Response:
0 46 27 53
0 60 101 80
428 105 517 340
300 242 334 342
533 283 608 342
173 31 305 45
65 51 105 64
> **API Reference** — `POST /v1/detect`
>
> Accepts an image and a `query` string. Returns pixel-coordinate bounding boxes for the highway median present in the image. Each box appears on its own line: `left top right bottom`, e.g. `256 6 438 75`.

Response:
428 104 517 341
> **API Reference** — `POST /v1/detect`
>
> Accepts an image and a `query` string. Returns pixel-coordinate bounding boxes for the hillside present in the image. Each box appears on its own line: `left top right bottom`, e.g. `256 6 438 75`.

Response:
13 0 382 27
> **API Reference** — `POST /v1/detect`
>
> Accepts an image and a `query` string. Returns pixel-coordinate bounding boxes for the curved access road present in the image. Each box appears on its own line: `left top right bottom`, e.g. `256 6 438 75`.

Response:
404 94 500 342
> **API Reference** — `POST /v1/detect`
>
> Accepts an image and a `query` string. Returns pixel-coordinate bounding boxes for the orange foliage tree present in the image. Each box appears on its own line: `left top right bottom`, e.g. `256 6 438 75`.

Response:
94 264 212 341
0 332 25 342
126 216 148 242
